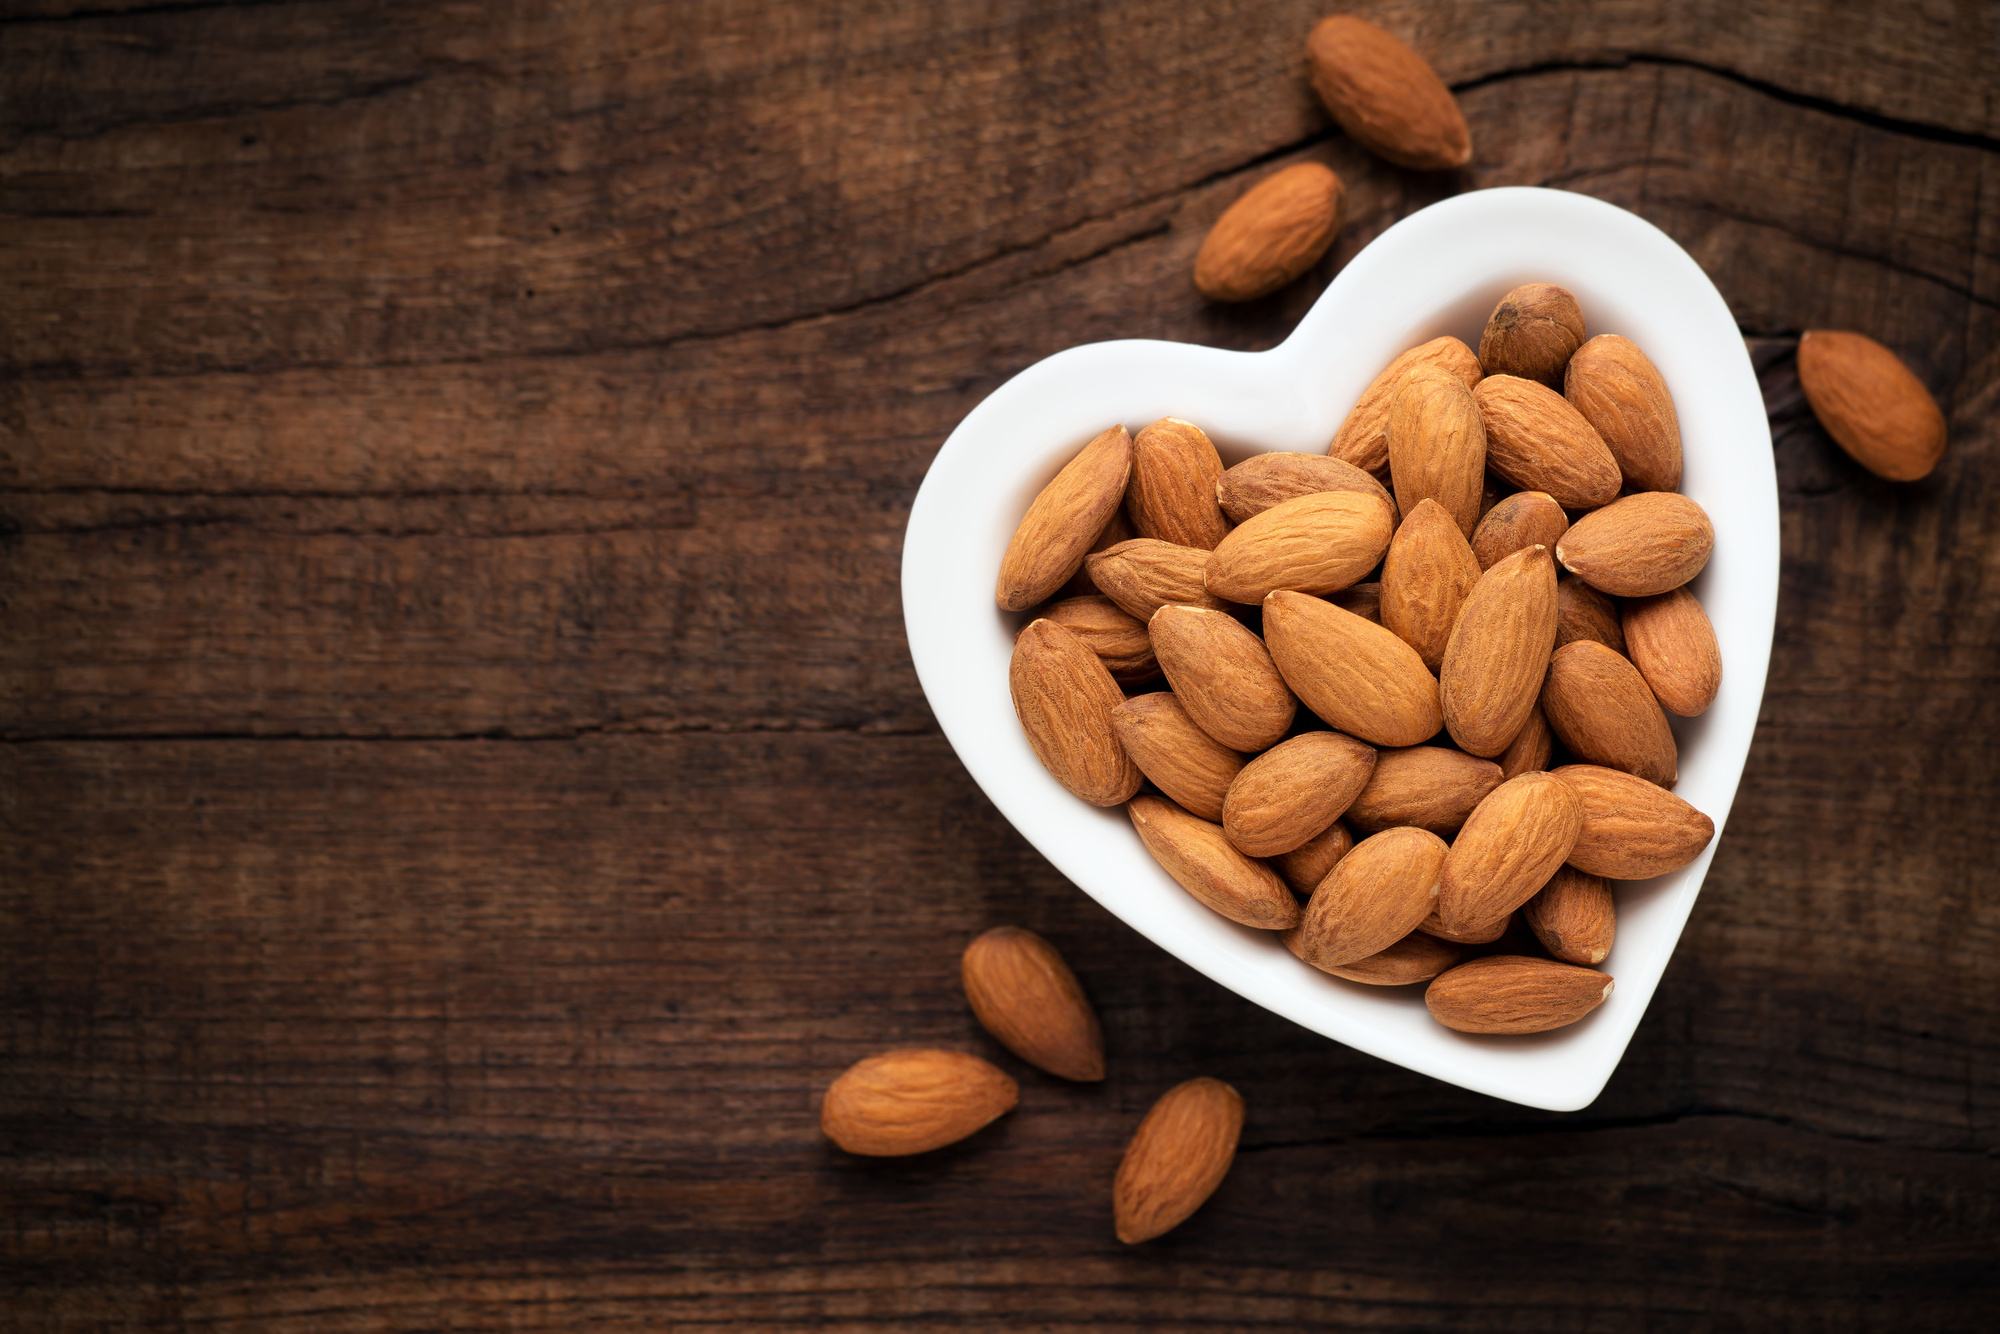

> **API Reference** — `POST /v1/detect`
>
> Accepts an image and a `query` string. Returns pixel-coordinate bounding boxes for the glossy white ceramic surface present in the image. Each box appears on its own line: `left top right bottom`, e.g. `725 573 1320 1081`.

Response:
901 187 1777 1111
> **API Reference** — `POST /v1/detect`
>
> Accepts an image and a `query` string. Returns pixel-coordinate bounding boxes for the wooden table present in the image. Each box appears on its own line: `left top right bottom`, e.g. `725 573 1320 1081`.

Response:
4 3 1996 1328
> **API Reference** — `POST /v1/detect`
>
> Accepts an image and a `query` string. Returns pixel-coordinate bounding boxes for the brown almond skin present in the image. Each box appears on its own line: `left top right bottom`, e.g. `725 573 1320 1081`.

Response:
1425 956 1613 1034
1565 334 1682 492
1274 821 1354 896
1216 451 1395 524
1557 492 1715 598
996 424 1133 611
1294 826 1449 968
1304 17 1470 171
1010 619 1142 806
1380 497 1482 672
1623 586 1723 716
1439 544 1560 758
1128 796 1300 930
1150 605 1297 751
1054 506 1138 600
1555 574 1626 655
1043 595 1157 685
1205 489 1394 603
1387 367 1487 537
1471 491 1569 571
1479 284 1585 388
1194 162 1345 303
1474 375 1622 509
1797 329 1948 481
1331 581 1383 624
1417 907 1513 945
1087 539 1229 623
1299 929 1461 985
1114 1078 1244 1244
821 1049 1019 1156
1127 418 1230 550
1522 867 1616 966
1222 731 1377 857
1437 772 1584 937
1111 693 1246 823
1542 640 1679 788
961 928 1105 1082
1497 702 1555 781
1554 764 1715 879
1263 590 1444 748
1329 336 1482 474
1346 745 1502 835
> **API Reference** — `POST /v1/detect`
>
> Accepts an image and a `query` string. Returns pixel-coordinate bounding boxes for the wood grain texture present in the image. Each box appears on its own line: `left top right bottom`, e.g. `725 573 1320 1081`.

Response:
2 1 1997 1328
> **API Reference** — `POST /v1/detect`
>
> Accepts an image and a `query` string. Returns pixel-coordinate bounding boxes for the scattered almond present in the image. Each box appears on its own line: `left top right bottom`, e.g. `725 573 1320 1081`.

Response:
1436 772 1584 937
1087 539 1229 622
1113 1077 1244 1244
821 1049 1019 1156
1128 795 1301 929
1565 334 1682 492
1010 619 1142 806
1346 745 1502 835
1263 590 1444 747
1439 544 1559 757
1111 692 1246 823
1556 492 1714 597
1387 366 1487 536
1522 867 1616 966
1622 585 1723 717
961 928 1105 1082
1474 375 1622 509
1292 826 1449 968
1216 450 1395 524
1273 821 1354 897
1554 764 1716 879
1205 489 1394 603
1555 573 1626 655
1541 640 1679 788
1471 490 1569 571
1304 16 1471 171
1194 162 1346 303
1425 956 1613 1034
1127 418 1231 549
1380 497 1482 672
1328 336 1482 473
1222 731 1377 857
1043 594 1157 684
996 424 1134 611
1796 329 1948 481
1150 605 1297 751
1478 283 1585 388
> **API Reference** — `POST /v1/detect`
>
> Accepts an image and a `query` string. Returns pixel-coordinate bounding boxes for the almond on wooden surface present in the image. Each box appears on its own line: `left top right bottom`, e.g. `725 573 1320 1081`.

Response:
961 928 1105 1082
1194 162 1345 303
1304 16 1471 171
1796 329 1948 481
821 1049 1019 1156
1113 1078 1244 1244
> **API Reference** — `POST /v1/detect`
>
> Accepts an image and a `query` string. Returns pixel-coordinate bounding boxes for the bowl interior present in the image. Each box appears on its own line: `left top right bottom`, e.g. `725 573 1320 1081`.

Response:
902 187 1777 1110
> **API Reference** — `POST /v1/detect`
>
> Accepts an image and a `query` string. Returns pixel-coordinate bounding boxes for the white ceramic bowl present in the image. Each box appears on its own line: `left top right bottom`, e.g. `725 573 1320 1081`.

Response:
901 187 1776 1111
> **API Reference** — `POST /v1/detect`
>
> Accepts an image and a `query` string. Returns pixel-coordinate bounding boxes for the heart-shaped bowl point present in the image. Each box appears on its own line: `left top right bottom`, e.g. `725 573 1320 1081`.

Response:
902 187 1777 1111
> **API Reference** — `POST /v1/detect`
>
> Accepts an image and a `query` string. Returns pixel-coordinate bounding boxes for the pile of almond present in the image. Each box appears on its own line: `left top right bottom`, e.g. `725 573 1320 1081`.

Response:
1004 282 1722 1036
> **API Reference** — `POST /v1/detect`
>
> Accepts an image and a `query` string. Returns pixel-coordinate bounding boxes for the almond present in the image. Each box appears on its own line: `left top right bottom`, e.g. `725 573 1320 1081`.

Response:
1328 336 1482 474
1150 604 1297 751
996 424 1133 610
1417 907 1512 945
1128 796 1300 929
1222 731 1377 857
1292 928 1460 985
1541 640 1679 787
1010 619 1142 806
1439 544 1559 757
1565 334 1682 492
1436 771 1584 937
1556 492 1714 597
1622 586 1722 716
1205 490 1394 603
1111 692 1246 823
1796 329 1948 481
1380 497 1482 671
1273 821 1354 896
1054 506 1138 600
1262 590 1444 747
1043 594 1157 684
1425 956 1613 1034
1554 764 1715 879
821 1049 1019 1155
1127 418 1230 550
1345 745 1502 835
1304 16 1471 171
1474 375 1622 509
1387 367 1487 536
1522 866 1616 966
1331 580 1383 624
1470 490 1569 571
961 927 1105 1082
1087 539 1229 622
1478 283 1585 388
1113 1077 1244 1244
1555 573 1626 655
1194 162 1346 303
1292 826 1448 968
1497 701 1554 781
1215 450 1395 524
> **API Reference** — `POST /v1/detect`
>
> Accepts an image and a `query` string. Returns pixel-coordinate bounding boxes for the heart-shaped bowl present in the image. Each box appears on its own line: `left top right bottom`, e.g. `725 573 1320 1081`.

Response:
902 186 1776 1111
